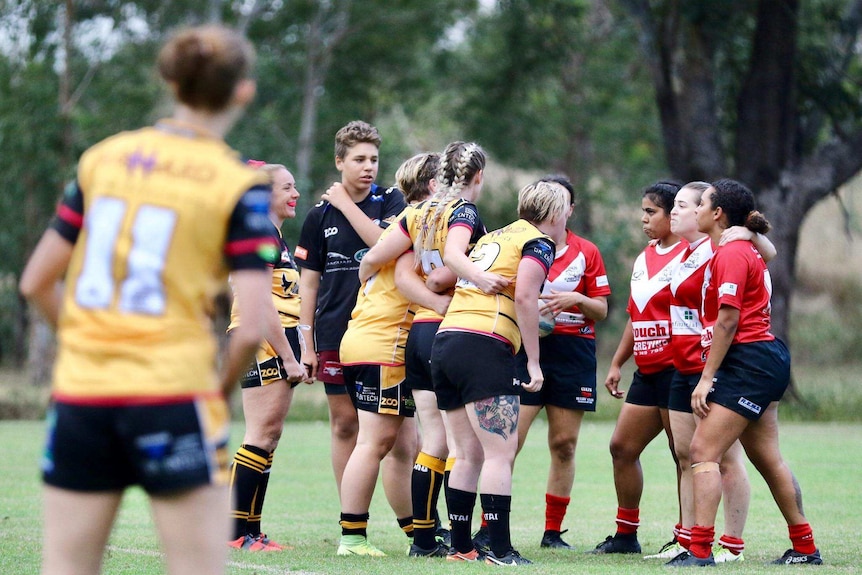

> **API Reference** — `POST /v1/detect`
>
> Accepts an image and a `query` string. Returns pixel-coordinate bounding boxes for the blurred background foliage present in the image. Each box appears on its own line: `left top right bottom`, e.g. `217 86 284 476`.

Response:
0 1 860 416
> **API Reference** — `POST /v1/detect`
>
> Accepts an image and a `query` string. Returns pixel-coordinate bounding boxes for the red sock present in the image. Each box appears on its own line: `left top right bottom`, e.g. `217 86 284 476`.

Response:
689 525 715 559
718 534 744 555
788 523 817 554
673 523 682 541
544 493 570 532
678 527 692 550
615 507 639 535
480 515 488 529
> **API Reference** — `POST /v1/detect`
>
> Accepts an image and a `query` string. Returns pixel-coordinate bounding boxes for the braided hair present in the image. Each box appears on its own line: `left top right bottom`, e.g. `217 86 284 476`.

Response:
414 141 486 261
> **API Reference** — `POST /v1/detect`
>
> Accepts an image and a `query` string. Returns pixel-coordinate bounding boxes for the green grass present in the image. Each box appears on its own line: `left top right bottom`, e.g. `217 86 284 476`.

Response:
0 417 858 574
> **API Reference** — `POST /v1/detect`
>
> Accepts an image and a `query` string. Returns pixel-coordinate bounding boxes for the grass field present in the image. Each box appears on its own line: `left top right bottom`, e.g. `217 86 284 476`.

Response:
0 417 857 574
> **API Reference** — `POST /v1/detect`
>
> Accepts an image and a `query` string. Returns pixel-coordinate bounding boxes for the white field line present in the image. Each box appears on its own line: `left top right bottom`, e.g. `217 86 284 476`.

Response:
105 545 320 575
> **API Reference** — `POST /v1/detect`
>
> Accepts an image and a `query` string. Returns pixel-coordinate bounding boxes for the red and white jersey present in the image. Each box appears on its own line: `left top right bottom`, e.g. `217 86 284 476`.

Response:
627 241 686 373
670 237 712 374
541 229 611 339
701 240 774 351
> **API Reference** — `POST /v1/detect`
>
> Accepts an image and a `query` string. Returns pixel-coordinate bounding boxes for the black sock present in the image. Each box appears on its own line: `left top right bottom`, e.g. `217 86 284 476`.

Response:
340 512 369 537
411 452 446 548
446 486 477 553
481 493 513 557
247 450 275 536
229 444 269 539
398 515 414 539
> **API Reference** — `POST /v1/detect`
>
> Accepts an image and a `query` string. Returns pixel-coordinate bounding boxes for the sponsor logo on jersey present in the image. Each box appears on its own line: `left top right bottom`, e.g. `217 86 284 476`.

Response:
327 251 351 261
380 397 399 407
719 282 738 297
631 320 670 340
596 274 609 287
294 246 308 260
324 226 338 238
354 248 369 262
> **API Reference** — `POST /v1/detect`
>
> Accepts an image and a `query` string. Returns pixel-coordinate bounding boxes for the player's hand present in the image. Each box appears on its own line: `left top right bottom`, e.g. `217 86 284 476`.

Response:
283 359 307 384
604 367 624 399
521 359 544 393
719 225 754 245
321 182 350 211
431 293 453 317
541 290 580 315
691 376 713 418
300 349 318 383
473 271 510 295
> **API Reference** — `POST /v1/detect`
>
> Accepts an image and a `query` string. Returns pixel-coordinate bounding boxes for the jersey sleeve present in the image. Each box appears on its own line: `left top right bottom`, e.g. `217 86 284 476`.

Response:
294 204 325 271
224 185 280 271
380 187 407 227
49 180 85 244
448 201 482 234
522 237 555 274
584 242 612 296
710 245 748 311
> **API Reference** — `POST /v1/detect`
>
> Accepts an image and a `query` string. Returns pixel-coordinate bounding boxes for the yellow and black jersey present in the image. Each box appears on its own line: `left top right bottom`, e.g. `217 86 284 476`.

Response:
49 119 276 404
228 225 301 332
439 219 554 352
399 198 486 322
340 223 414 366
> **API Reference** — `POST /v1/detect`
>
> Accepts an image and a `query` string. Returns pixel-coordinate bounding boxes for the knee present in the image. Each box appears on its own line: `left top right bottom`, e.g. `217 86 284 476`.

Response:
260 422 284 451
549 434 577 463
331 413 359 440
609 437 637 463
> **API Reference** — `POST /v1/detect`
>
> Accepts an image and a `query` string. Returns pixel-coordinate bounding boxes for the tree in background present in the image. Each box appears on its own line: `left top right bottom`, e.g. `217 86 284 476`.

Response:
621 0 862 343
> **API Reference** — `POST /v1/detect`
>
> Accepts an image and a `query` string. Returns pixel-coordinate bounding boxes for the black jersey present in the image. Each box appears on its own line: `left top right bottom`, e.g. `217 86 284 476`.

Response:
294 184 406 352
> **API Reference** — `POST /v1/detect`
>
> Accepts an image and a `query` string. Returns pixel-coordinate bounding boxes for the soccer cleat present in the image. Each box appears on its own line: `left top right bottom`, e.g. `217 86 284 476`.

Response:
588 533 642 554
541 529 575 550
712 546 744 563
644 539 685 560
435 526 452 547
484 549 533 566
472 526 491 555
446 548 482 562
336 534 386 557
227 533 285 552
771 548 823 565
665 551 716 567
408 542 449 557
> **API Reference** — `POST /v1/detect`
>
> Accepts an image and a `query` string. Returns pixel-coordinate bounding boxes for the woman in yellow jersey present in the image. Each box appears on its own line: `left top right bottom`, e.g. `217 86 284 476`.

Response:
358 142 497 555
432 180 569 565
226 161 307 551
20 26 273 575
335 153 450 556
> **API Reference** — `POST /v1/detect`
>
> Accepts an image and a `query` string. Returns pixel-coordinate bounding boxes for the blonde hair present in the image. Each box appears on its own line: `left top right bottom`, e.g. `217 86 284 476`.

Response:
247 160 287 184
413 141 486 260
518 180 570 224
396 153 440 204
157 25 255 112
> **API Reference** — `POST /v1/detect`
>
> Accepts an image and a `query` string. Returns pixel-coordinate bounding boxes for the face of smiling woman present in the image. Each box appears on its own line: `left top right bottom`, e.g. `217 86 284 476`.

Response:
270 167 299 223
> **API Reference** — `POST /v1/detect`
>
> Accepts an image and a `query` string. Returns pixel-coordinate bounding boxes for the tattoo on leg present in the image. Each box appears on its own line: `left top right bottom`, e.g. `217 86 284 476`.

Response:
474 395 519 440
791 471 804 515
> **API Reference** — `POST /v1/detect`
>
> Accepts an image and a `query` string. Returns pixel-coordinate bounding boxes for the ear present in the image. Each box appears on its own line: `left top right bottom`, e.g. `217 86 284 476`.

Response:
472 169 484 186
335 155 344 172
232 78 256 107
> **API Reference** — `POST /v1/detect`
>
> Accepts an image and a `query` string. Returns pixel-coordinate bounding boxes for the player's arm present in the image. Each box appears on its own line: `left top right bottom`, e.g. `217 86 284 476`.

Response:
541 291 608 321
719 226 777 263
425 266 458 293
358 223 412 282
604 318 634 399
258 289 306 383
222 270 270 395
692 305 739 418
19 229 73 330
515 256 549 393
298 268 321 380
443 226 509 294
394 252 451 316
322 182 386 247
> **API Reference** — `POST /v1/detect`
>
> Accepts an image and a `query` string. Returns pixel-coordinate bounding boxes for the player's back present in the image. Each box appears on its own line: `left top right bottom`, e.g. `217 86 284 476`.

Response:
55 123 268 402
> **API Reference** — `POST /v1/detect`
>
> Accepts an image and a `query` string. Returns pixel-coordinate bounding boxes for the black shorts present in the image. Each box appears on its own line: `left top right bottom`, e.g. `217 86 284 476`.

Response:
405 321 440 392
43 397 230 494
518 335 597 411
431 331 521 411
343 364 415 417
668 371 699 413
707 339 791 421
318 349 348 395
239 326 302 389
625 366 676 408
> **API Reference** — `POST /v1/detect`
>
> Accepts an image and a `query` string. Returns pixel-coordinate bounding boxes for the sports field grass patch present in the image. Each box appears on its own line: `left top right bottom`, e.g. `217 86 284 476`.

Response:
0 418 857 574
